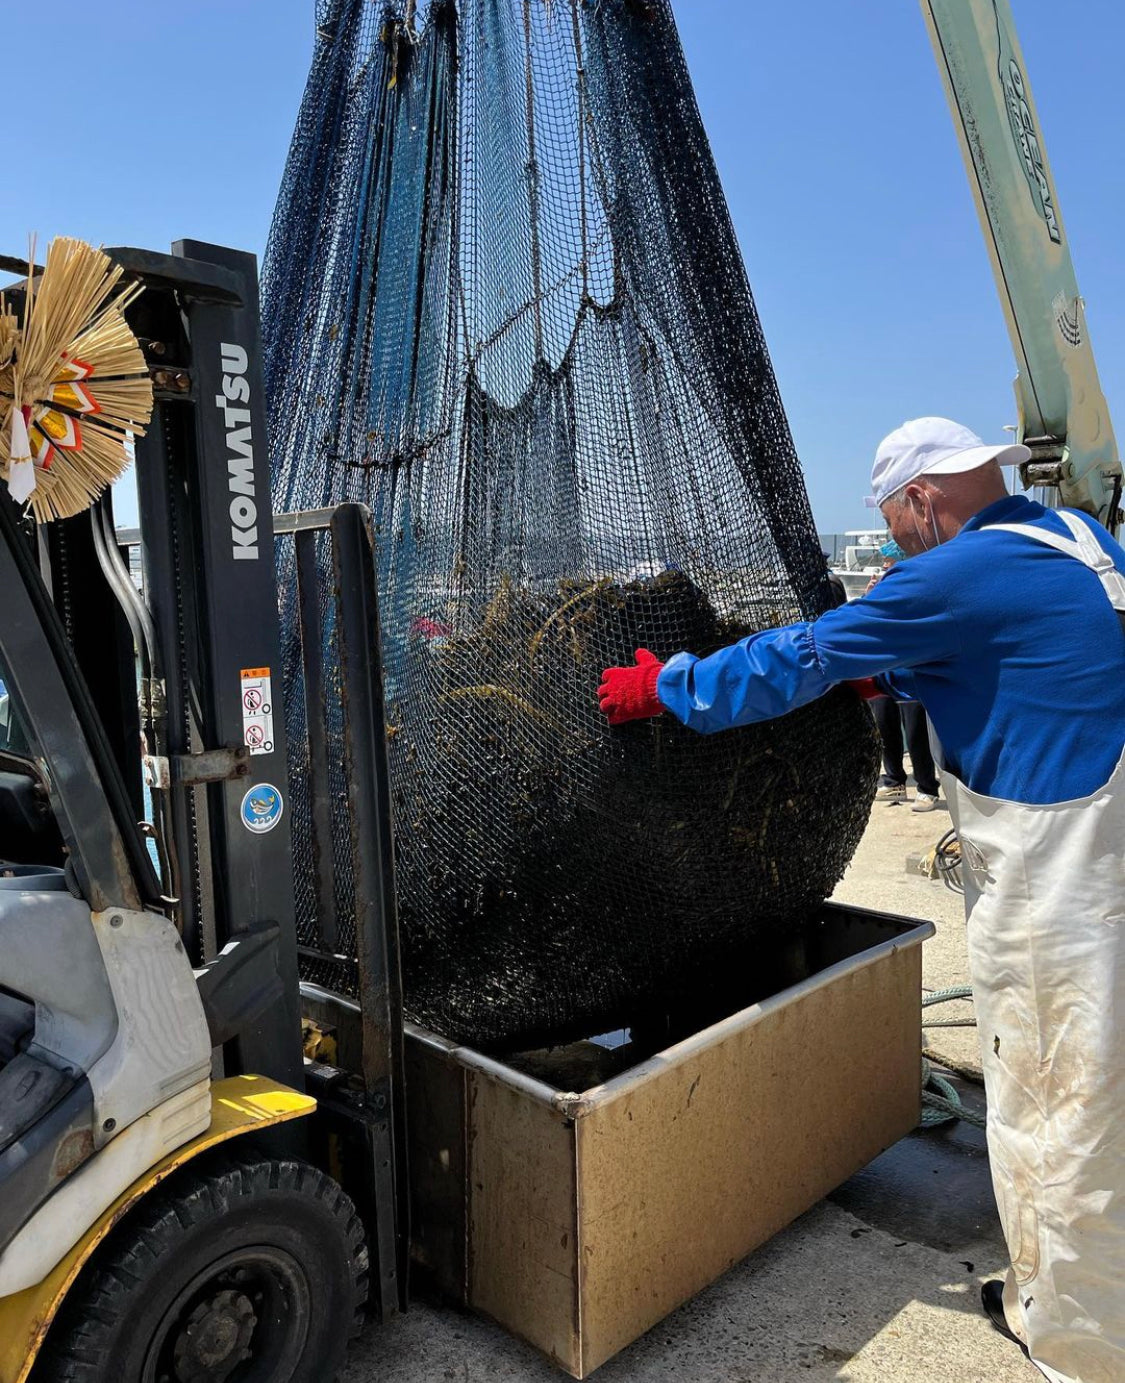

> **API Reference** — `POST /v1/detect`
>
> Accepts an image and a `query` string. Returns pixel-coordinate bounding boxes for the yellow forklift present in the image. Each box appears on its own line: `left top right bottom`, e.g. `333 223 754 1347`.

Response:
0 241 408 1383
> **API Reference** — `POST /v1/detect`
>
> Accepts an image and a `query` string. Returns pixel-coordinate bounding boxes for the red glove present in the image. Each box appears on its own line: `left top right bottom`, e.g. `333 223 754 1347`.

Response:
409 614 453 640
847 677 883 701
598 648 666 725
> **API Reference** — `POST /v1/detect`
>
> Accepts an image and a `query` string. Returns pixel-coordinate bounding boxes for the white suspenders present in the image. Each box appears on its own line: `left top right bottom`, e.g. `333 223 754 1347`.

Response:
989 510 1125 614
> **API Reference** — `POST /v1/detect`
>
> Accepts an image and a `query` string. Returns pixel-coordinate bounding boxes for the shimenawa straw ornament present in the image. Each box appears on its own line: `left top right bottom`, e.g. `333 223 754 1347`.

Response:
0 238 153 522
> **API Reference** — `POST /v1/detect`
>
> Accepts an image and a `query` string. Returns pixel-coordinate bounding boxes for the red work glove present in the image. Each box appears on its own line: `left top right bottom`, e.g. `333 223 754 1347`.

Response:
409 614 453 640
847 677 883 701
598 648 666 725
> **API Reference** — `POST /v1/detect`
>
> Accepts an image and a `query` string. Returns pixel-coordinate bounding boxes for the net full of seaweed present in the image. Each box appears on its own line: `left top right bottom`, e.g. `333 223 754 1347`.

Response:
263 0 879 1048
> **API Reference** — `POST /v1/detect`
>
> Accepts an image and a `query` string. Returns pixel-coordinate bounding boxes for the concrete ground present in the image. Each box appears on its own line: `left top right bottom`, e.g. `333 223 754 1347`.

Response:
344 780 1038 1383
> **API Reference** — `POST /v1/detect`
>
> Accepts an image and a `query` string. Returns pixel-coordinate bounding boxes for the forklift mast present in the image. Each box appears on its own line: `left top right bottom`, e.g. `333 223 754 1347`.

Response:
123 241 304 1090
2 242 309 1088
0 243 409 1353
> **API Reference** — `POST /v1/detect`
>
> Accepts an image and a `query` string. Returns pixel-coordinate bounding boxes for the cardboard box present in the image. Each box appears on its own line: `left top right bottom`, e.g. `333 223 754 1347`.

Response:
406 903 933 1378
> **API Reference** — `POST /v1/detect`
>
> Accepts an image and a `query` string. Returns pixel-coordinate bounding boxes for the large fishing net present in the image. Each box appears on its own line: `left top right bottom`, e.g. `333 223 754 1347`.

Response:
263 0 879 1049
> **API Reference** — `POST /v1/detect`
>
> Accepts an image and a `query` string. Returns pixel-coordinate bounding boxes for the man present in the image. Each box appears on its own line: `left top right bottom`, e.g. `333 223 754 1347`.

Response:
871 688 940 809
598 416 1125 1383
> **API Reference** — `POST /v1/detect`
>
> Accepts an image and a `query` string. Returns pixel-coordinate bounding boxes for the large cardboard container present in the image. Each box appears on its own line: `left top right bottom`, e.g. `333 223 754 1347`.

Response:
406 902 933 1378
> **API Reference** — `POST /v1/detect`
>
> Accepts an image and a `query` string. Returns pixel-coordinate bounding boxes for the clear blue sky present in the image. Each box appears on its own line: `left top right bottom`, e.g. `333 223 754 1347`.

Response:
3 1 1120 534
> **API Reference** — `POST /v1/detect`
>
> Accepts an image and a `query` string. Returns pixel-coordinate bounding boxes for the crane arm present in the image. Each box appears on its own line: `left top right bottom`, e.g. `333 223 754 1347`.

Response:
920 0 1121 531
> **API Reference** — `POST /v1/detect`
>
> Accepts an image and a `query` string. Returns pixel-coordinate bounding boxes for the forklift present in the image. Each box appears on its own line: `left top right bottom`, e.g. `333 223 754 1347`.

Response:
0 0 1120 1379
0 242 409 1383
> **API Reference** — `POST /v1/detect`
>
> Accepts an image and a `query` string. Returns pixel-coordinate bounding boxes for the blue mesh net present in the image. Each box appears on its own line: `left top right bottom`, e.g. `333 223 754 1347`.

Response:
263 0 878 1048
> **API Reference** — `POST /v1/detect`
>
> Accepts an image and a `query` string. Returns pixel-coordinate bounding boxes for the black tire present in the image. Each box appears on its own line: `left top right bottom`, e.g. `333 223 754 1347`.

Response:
37 1151 368 1383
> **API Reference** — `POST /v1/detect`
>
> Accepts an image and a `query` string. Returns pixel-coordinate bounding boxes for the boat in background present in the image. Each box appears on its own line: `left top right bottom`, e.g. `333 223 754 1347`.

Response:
828 529 889 601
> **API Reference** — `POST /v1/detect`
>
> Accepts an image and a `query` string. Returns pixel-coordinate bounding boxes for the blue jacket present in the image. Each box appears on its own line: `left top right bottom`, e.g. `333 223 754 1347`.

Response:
657 496 1125 804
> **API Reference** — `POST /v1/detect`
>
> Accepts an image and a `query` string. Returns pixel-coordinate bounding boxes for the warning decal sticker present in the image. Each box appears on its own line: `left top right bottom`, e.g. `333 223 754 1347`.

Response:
240 667 275 756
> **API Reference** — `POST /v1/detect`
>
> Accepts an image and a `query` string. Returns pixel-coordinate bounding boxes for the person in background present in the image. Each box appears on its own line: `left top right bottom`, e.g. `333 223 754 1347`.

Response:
866 550 941 811
822 551 848 609
597 416 1125 1382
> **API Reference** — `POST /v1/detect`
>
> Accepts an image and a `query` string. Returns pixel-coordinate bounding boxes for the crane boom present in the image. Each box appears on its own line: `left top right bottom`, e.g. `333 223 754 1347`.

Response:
920 0 1121 530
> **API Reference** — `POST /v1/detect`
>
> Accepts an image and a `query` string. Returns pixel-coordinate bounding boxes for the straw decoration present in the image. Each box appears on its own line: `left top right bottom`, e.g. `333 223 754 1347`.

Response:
0 297 16 453
0 237 153 522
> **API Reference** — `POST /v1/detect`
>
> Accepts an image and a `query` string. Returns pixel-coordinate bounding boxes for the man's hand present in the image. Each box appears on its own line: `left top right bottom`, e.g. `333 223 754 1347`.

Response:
598 648 666 725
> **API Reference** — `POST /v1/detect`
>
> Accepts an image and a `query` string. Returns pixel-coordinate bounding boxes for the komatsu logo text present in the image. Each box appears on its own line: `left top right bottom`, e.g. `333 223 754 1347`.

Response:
1002 59 1060 244
216 343 259 561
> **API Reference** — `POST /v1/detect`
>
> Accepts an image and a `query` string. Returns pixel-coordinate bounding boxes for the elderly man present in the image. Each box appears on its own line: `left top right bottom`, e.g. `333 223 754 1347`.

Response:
598 416 1125 1383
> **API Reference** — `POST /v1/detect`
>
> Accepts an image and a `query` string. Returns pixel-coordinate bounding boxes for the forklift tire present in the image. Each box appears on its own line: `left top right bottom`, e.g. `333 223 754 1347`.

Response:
36 1151 368 1383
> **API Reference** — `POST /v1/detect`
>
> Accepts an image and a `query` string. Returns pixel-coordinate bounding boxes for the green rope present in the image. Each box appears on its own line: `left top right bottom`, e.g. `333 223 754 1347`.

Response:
920 1057 987 1130
919 986 987 1130
923 984 974 1006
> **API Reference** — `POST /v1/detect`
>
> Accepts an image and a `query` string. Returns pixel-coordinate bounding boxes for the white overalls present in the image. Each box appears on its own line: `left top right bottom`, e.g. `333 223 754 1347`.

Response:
942 512 1125 1383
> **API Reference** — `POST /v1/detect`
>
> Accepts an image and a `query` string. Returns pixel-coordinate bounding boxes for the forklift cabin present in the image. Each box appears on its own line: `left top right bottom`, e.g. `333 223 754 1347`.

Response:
0 243 408 1383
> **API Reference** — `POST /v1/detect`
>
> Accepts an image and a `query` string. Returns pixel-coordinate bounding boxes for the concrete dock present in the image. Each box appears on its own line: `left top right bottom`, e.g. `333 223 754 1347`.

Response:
344 789 1038 1382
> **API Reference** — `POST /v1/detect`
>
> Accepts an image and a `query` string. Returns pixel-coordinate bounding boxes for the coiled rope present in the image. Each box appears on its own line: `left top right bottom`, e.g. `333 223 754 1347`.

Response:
919 985 986 1130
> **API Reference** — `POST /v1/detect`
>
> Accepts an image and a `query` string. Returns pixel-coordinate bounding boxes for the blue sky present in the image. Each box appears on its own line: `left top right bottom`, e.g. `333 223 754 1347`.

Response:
2 1 1119 533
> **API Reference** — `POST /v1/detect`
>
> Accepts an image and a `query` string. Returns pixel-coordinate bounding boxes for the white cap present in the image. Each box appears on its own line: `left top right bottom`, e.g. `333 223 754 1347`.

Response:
865 416 1030 509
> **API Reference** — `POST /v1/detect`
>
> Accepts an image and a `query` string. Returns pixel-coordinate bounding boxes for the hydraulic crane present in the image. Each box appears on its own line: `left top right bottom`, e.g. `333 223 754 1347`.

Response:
920 0 1121 532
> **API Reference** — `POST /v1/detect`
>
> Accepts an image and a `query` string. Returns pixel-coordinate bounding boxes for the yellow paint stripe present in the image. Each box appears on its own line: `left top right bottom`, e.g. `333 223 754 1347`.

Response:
0 1076 315 1383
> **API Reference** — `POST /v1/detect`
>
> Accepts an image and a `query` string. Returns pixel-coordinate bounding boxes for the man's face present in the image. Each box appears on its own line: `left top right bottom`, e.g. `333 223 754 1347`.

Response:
881 481 943 557
880 494 926 558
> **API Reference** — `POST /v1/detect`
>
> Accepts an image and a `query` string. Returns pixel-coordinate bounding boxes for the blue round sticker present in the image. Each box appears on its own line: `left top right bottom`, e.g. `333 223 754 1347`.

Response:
240 783 284 835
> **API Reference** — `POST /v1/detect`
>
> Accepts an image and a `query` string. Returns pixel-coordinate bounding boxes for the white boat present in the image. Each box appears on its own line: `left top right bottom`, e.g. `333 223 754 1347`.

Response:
830 528 889 601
